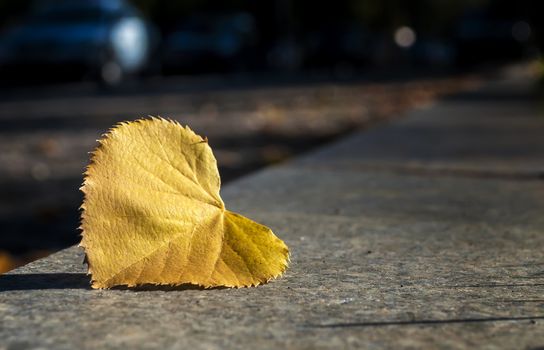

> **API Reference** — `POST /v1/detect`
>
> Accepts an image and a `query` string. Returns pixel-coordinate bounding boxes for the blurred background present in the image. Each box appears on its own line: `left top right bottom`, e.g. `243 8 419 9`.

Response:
0 0 541 272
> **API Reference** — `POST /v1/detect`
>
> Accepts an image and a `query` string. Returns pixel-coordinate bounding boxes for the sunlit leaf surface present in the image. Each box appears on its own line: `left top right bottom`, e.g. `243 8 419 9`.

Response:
80 118 289 289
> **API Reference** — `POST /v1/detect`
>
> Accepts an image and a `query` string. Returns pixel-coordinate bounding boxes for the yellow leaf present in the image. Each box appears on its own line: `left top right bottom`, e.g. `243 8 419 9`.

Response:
79 118 289 289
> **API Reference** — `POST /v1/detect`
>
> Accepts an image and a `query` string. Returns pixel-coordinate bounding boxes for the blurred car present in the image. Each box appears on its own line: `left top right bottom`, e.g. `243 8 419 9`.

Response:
304 24 372 69
0 0 159 85
266 37 304 71
411 38 455 67
162 12 257 74
453 10 532 66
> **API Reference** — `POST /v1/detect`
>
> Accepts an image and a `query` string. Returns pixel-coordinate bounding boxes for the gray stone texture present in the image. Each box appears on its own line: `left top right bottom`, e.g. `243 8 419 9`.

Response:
298 79 544 176
2 77 544 349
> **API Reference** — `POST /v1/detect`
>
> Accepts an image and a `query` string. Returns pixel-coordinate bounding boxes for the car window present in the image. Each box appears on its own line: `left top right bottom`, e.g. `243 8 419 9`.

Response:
30 6 111 24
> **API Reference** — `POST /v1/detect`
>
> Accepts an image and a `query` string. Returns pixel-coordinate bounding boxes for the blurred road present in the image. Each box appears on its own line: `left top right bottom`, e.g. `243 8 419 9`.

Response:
0 73 479 271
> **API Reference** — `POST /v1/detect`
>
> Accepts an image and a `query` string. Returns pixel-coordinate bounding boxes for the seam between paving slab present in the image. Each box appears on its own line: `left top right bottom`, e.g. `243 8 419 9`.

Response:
288 162 544 182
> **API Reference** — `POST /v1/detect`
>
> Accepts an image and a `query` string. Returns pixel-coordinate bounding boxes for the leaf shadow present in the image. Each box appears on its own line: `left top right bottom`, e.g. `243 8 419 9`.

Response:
112 284 228 292
0 273 92 291
0 273 229 292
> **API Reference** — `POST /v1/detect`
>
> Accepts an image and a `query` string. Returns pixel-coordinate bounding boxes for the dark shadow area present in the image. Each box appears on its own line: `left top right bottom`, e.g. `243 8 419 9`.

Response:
0 177 82 254
0 273 91 291
112 283 226 292
444 89 541 103
0 272 228 292
0 69 463 103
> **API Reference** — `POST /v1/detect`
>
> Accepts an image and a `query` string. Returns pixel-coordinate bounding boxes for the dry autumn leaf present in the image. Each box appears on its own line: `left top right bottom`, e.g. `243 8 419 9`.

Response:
80 118 289 289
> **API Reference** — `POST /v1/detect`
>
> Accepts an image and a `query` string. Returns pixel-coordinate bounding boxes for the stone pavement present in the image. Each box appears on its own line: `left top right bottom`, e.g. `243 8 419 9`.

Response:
1 76 544 349
0 74 474 259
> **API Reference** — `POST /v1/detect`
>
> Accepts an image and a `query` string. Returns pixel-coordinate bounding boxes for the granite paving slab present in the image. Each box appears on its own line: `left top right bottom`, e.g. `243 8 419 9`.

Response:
1 76 544 349
1 167 544 349
298 79 544 176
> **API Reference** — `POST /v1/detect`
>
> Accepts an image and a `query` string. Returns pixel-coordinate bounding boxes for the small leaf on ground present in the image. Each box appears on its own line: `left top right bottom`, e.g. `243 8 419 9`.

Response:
80 118 289 289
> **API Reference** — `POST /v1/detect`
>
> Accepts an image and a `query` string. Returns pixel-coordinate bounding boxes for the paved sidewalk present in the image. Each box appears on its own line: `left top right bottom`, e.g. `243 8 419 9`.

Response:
1 76 544 349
